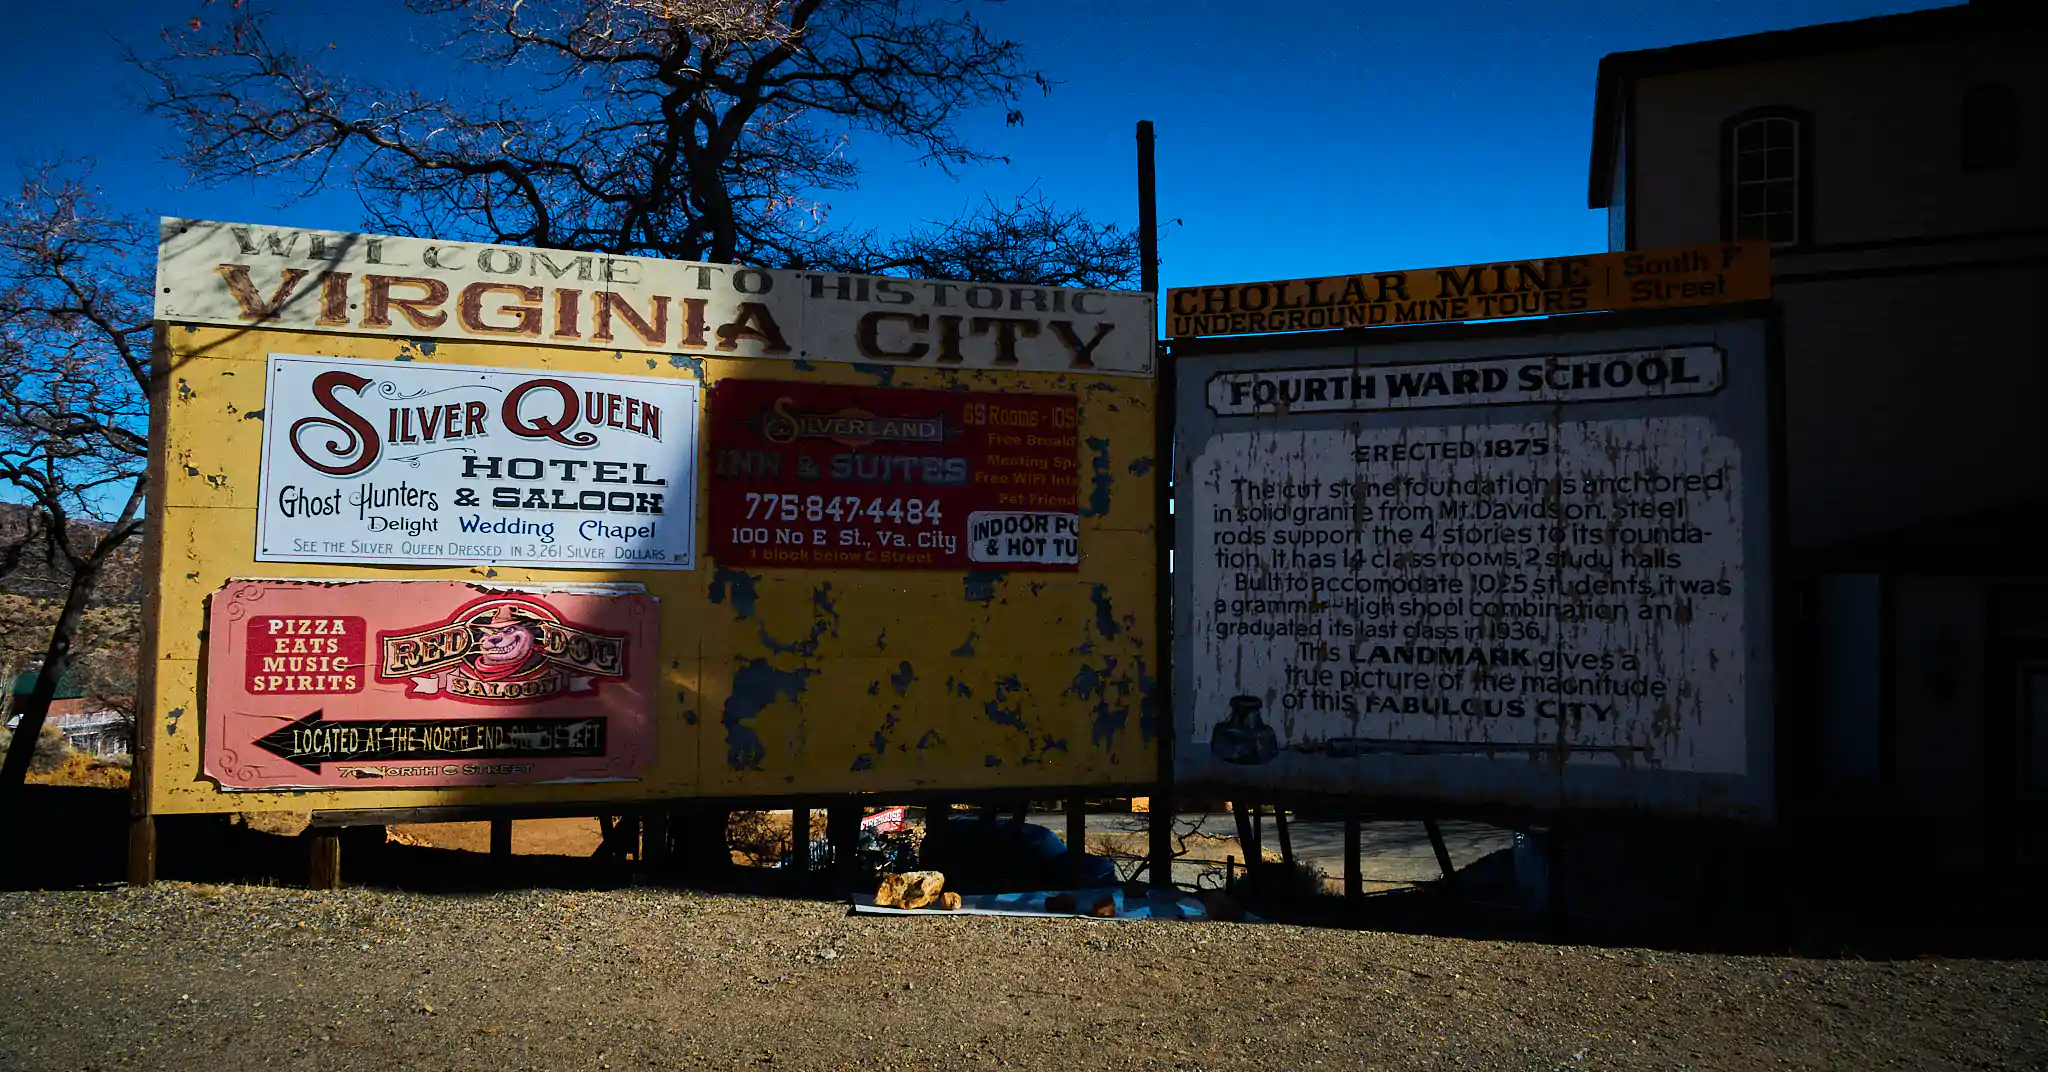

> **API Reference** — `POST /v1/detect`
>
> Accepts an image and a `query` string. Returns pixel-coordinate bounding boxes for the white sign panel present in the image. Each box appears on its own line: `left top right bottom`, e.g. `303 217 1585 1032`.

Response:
1189 416 1746 774
257 355 700 570
157 218 1155 376
966 511 1081 564
1206 346 1725 416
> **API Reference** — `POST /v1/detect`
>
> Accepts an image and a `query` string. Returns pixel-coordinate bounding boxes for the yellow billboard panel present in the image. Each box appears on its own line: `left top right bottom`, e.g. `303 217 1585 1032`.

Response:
1165 242 1770 339
141 221 1158 818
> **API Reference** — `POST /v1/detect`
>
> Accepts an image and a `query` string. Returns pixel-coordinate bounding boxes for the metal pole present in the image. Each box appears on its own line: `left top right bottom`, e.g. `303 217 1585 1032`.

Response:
1139 118 1176 892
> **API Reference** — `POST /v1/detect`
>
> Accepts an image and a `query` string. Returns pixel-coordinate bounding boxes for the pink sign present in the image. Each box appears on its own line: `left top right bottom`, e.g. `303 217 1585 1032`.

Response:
204 580 658 790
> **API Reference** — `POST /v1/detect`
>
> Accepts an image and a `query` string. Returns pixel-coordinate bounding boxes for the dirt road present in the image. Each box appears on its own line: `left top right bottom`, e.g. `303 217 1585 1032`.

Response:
3 884 2042 1071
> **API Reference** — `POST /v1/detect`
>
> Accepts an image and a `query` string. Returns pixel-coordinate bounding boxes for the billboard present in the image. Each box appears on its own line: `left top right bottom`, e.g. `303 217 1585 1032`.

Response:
141 219 1159 819
1172 311 1777 820
1165 242 1769 339
205 580 657 790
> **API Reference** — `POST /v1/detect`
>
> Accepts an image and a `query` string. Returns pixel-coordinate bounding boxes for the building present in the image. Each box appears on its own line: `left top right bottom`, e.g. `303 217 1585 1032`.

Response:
6 668 130 758
1588 0 2047 875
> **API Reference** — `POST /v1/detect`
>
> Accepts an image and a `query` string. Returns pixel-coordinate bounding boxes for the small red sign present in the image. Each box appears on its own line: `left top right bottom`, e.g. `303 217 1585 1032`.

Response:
243 616 367 695
706 380 1082 571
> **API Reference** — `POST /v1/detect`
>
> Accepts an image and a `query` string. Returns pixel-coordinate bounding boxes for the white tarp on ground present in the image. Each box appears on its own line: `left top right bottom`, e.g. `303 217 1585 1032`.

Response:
850 886 1260 922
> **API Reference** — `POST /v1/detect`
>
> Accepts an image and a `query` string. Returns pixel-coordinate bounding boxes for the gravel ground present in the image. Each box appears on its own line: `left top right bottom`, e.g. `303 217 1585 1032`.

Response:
2 885 2044 1071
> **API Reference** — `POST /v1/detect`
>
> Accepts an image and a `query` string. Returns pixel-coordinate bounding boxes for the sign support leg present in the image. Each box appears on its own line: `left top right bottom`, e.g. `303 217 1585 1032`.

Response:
308 831 341 890
1424 818 1461 902
1343 809 1362 910
127 814 155 886
490 818 513 859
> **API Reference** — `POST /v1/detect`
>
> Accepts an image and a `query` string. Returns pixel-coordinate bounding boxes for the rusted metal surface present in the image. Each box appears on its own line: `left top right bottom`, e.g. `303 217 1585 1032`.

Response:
1172 312 1777 821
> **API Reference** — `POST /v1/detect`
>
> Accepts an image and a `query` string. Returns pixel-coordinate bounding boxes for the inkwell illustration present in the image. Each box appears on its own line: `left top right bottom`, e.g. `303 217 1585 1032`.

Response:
1209 694 1280 765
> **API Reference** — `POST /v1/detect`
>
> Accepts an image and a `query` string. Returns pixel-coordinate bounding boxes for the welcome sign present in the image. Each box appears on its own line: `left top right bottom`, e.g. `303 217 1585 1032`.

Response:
256 354 700 570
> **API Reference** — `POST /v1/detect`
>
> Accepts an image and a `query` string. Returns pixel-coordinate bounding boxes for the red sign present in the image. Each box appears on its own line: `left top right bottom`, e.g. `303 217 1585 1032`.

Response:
244 615 367 695
204 580 657 790
861 806 908 833
707 380 1082 571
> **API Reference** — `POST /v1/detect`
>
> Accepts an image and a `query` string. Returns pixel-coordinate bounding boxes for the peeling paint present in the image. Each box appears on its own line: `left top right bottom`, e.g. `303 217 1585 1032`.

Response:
165 707 185 737
708 568 761 619
849 362 898 387
1079 436 1113 517
243 409 264 421
668 353 706 379
889 660 917 697
724 659 814 771
962 572 1004 604
981 674 1026 730
951 630 979 657
1128 456 1154 476
793 358 818 371
1090 584 1120 640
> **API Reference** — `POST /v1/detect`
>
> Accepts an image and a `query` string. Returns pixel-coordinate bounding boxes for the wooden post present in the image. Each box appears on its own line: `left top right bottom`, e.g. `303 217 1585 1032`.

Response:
1246 804 1265 879
308 831 342 890
1343 809 1362 910
1424 818 1461 901
1139 116 1178 895
643 809 671 869
1274 805 1295 869
1231 802 1256 883
490 818 513 859
922 800 948 864
1546 823 1568 938
827 803 858 891
127 814 156 887
789 807 809 876
1065 796 1088 879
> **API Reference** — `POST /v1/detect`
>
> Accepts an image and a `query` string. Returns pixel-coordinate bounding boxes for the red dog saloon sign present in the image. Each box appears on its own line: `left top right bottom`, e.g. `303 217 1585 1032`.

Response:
707 380 1082 571
204 579 657 790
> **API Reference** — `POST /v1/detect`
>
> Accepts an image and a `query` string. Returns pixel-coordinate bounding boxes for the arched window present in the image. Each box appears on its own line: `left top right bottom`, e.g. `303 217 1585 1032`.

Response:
1962 84 2017 171
1723 108 1810 247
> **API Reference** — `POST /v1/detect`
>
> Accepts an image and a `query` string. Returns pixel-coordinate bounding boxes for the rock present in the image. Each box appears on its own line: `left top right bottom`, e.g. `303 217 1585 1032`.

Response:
937 892 962 911
1201 889 1245 922
1045 892 1078 913
1086 896 1117 918
874 871 945 910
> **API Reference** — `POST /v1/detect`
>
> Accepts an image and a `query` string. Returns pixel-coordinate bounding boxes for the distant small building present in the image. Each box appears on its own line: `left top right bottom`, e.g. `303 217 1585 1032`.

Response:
1589 0 2047 875
5 668 130 757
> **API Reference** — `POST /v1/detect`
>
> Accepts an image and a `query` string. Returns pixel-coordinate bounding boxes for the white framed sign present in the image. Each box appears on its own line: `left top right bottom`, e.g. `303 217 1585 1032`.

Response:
257 354 700 570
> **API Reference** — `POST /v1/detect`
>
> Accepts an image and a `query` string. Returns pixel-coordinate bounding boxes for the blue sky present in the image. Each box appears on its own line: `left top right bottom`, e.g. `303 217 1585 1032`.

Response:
1 0 1948 292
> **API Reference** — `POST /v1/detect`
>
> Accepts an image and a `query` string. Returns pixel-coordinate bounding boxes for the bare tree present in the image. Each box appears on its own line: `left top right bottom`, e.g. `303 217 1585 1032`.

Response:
131 0 1140 285
0 166 152 803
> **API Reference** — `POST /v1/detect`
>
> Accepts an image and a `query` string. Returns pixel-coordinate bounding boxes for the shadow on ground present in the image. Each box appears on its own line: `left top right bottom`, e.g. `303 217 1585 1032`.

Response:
8 784 2045 962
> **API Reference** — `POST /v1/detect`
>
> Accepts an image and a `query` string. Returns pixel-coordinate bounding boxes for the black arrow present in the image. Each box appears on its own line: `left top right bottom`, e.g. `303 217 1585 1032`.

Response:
252 710 608 773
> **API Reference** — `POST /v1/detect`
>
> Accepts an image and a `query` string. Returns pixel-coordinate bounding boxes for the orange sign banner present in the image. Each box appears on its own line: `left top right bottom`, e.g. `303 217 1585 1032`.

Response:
1165 242 1770 339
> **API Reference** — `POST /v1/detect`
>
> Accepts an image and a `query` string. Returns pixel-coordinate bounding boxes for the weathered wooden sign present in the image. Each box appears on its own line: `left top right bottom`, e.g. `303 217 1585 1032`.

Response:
1166 242 1769 339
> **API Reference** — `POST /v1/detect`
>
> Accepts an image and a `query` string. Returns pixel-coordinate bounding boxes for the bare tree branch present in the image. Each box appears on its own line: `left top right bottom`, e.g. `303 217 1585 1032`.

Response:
128 0 1139 283
0 164 151 804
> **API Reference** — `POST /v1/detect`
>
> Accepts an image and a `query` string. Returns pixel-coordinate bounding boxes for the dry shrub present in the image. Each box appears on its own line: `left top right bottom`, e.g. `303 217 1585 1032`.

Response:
728 809 818 867
1 722 76 774
26 750 130 788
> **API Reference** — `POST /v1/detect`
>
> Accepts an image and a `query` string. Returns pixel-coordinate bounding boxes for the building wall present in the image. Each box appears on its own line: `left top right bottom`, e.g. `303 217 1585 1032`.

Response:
1890 577 1987 875
1777 263 2048 548
1629 30 2046 249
